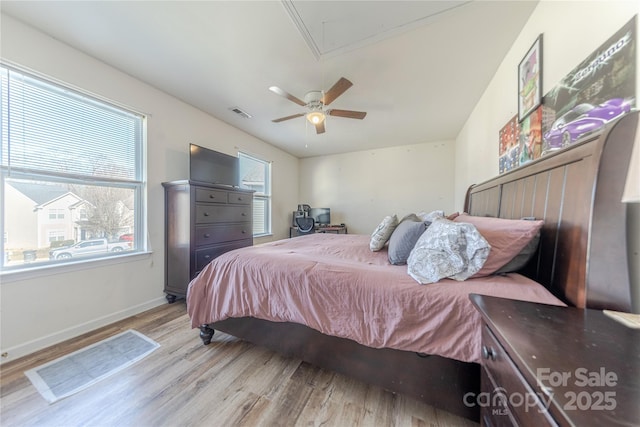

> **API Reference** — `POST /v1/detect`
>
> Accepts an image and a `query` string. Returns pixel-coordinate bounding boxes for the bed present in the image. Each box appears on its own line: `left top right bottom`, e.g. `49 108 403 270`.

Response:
186 111 638 421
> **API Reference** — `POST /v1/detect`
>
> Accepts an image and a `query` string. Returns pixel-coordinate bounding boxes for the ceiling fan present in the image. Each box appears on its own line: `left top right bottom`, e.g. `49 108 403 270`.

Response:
269 77 367 134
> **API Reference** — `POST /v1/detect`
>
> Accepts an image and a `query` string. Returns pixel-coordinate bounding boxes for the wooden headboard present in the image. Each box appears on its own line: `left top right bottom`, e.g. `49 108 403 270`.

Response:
465 111 638 311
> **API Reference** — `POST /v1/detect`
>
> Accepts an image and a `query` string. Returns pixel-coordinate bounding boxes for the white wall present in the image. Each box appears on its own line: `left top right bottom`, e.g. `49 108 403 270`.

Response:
454 0 640 205
299 140 455 235
0 14 299 362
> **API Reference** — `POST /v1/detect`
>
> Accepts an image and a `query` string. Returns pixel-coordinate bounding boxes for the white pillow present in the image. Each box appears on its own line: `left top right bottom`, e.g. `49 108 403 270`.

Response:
417 210 445 222
407 219 490 284
369 214 398 251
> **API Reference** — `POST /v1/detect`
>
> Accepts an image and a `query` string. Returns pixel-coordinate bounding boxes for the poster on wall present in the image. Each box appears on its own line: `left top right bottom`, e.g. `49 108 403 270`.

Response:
518 35 543 122
519 106 543 165
499 115 520 174
541 16 636 155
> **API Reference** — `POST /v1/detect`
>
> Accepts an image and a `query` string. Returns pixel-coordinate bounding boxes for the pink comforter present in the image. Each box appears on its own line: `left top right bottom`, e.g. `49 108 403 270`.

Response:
187 234 565 363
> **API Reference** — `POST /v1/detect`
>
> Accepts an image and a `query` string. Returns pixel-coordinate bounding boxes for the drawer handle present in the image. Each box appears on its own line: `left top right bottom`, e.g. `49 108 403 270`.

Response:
482 345 497 361
204 233 210 238
241 212 246 216
203 212 209 216
242 230 246 234
238 197 242 201
204 255 211 260
209 194 216 199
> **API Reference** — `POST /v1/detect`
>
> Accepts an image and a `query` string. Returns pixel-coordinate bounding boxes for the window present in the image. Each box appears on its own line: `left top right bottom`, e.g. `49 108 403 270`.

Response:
238 152 271 236
48 231 65 242
48 209 65 220
1 64 145 272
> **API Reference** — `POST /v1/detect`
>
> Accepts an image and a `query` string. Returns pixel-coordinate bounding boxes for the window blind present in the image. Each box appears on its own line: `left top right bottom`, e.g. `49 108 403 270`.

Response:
1 66 142 181
239 152 271 236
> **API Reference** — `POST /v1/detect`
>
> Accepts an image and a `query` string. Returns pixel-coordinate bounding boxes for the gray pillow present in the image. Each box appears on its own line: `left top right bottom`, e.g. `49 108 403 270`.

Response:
388 216 429 265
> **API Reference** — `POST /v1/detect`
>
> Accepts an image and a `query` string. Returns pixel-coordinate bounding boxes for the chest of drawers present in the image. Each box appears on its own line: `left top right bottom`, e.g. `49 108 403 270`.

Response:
163 180 254 302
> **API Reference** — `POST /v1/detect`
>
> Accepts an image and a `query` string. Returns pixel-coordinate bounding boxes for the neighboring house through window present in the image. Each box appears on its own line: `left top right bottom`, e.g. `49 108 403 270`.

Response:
1 64 145 271
239 152 271 236
48 230 65 243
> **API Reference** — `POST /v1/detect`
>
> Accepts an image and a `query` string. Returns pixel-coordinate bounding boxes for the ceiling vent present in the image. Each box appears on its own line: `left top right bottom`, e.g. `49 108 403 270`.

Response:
229 106 252 119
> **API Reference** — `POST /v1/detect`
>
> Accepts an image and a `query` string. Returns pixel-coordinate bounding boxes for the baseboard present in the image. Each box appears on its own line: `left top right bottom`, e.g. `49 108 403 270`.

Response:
0 297 167 365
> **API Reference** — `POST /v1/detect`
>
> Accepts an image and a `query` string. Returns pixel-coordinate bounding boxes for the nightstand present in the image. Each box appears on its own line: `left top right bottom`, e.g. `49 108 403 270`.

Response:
469 294 639 427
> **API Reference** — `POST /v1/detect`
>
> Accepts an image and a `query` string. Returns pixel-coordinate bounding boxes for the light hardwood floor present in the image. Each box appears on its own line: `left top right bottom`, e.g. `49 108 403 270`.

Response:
0 302 479 427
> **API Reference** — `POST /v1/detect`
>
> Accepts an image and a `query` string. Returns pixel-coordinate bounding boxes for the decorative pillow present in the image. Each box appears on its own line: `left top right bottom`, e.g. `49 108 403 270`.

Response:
369 214 398 251
495 232 541 274
407 219 490 284
388 215 429 265
453 214 544 277
417 210 444 222
417 210 459 222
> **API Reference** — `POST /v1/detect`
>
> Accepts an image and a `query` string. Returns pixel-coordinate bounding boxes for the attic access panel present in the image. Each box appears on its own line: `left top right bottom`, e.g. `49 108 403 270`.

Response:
282 0 470 59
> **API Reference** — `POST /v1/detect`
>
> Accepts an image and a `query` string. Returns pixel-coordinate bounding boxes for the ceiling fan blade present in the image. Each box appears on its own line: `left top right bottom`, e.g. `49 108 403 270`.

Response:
269 86 306 107
272 113 305 123
322 77 353 106
315 121 325 134
328 109 367 119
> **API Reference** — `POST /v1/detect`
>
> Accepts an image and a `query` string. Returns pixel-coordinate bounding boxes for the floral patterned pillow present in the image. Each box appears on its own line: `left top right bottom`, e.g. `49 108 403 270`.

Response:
417 210 444 222
407 219 490 284
369 214 398 251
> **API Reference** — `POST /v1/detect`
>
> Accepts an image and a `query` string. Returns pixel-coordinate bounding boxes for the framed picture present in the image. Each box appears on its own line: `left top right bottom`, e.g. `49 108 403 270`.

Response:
498 115 520 174
518 34 542 122
518 106 542 165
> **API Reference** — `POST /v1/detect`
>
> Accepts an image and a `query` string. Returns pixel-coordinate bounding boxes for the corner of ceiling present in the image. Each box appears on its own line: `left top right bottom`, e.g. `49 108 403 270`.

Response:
279 0 322 60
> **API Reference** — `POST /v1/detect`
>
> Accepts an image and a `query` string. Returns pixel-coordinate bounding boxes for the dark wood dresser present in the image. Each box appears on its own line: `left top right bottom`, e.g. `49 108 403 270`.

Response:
470 294 639 427
162 180 254 302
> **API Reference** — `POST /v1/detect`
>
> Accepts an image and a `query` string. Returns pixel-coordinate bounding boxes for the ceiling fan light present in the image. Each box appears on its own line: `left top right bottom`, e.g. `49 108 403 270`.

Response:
306 111 325 124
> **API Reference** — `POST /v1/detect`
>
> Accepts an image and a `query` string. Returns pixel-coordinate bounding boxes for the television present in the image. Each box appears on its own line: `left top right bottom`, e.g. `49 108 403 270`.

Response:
309 207 331 225
189 144 239 187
